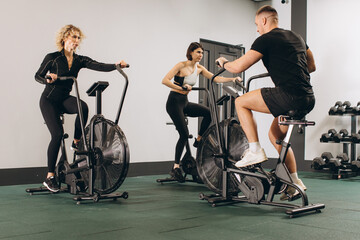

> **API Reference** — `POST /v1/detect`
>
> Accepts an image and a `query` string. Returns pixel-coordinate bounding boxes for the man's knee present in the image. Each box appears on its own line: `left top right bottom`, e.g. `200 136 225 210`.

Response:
235 96 242 106
235 96 246 110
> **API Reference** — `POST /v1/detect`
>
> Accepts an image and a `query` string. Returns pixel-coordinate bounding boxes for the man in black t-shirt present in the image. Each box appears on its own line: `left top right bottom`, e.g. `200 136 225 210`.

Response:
216 5 316 200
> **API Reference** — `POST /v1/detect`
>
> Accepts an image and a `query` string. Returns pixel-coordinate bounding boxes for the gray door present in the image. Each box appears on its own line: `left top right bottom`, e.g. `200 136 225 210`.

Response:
199 39 245 122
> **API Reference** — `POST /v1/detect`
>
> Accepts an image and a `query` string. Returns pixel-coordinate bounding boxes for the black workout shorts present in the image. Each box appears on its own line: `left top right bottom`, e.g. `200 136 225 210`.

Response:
261 87 315 117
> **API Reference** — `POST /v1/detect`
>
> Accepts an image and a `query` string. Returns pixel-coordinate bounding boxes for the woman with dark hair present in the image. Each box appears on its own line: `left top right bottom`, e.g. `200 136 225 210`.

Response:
162 42 241 182
35 24 128 192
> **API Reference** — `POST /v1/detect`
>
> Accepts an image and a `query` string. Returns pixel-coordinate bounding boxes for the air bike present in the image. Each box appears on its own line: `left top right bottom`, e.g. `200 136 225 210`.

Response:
197 67 325 217
26 65 130 204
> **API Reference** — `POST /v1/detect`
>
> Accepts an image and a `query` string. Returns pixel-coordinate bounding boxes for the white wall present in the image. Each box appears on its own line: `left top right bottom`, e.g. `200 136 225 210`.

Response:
0 0 265 169
306 0 360 160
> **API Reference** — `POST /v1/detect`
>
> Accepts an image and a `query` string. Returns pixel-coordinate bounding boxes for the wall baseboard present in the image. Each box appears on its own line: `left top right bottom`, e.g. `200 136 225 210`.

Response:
0 161 174 186
0 159 313 186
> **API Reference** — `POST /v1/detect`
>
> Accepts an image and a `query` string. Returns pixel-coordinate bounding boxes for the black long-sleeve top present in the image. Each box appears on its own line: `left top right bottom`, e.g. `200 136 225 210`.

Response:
35 50 116 101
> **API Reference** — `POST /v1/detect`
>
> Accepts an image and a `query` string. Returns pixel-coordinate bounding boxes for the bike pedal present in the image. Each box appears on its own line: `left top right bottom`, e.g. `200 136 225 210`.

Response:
288 192 301 202
246 163 261 169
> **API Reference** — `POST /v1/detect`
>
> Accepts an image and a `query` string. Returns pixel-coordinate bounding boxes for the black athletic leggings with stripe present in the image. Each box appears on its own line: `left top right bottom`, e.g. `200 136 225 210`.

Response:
166 91 211 164
40 94 88 173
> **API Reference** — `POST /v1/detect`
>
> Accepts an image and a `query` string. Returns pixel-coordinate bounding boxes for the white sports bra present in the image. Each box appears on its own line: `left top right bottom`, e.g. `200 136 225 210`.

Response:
174 64 199 87
183 64 198 86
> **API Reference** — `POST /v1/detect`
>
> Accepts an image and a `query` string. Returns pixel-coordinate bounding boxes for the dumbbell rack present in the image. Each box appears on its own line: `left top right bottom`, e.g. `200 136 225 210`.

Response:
317 101 360 179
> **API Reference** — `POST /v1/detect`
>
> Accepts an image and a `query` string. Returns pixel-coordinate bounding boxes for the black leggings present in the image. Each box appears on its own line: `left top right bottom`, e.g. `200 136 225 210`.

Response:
40 94 88 173
166 91 211 164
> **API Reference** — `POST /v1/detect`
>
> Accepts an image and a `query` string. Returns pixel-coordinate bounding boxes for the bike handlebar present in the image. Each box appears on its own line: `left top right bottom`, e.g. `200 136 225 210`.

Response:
46 64 130 82
211 67 226 82
245 73 270 93
181 86 207 91
234 78 247 92
192 87 206 91
114 64 129 125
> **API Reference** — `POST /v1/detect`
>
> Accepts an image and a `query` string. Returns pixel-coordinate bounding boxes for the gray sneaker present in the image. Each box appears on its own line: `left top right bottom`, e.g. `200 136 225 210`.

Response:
43 176 60 193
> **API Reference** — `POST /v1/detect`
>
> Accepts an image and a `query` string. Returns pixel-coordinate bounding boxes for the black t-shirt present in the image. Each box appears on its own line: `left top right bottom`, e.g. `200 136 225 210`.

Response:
35 50 116 101
251 28 313 95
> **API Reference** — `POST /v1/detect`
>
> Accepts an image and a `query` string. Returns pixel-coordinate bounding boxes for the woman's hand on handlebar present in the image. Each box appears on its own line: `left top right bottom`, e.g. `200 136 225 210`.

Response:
46 73 57 84
116 60 129 68
182 84 192 92
184 84 192 91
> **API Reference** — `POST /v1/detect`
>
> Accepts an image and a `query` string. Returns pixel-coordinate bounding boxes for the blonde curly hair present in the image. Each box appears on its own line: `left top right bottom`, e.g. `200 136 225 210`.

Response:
55 24 85 51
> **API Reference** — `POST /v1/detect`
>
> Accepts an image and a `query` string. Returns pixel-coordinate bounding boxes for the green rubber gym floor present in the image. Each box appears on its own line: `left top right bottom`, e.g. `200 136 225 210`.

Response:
1 172 359 240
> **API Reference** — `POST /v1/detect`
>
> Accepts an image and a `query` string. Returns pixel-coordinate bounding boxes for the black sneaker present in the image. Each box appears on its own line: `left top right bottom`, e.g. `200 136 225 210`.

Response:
43 176 60 192
193 139 200 148
70 141 79 151
170 168 185 183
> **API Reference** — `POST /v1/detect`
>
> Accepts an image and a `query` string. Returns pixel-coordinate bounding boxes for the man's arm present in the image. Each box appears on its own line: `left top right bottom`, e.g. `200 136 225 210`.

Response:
306 48 316 73
218 50 263 74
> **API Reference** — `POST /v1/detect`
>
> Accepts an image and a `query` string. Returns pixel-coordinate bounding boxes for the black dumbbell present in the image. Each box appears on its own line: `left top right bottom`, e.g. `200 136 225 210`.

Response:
336 153 349 163
352 101 360 114
311 152 333 170
328 153 349 171
352 157 360 172
333 129 349 142
320 129 337 142
329 101 343 115
342 101 352 114
334 101 350 115
351 130 360 143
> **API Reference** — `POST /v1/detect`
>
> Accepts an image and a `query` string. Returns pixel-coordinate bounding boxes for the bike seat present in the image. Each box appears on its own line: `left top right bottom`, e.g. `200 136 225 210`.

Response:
279 110 315 127
286 110 308 120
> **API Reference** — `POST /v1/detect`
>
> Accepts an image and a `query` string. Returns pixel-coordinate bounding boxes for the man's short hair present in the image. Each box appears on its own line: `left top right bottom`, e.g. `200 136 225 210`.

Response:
256 5 278 16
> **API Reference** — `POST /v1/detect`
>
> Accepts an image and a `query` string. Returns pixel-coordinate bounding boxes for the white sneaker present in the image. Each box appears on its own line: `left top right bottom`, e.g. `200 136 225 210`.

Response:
295 179 307 191
280 186 298 201
280 179 306 201
235 148 268 168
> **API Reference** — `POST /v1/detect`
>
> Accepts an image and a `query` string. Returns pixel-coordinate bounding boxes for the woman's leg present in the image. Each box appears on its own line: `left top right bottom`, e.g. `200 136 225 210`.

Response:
167 108 189 166
39 95 63 192
184 102 211 137
166 93 189 166
40 95 63 175
166 93 188 182
62 96 89 143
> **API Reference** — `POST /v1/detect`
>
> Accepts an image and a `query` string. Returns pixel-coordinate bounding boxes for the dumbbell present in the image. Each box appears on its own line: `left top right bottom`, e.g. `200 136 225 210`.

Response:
337 153 349 163
329 101 343 115
334 101 350 115
333 129 349 142
328 153 349 171
342 101 352 114
351 101 360 114
351 130 360 143
320 129 337 142
351 157 360 172
311 152 333 170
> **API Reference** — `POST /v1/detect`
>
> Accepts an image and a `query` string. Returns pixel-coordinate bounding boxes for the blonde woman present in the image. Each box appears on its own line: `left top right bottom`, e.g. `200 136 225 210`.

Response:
35 24 127 192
